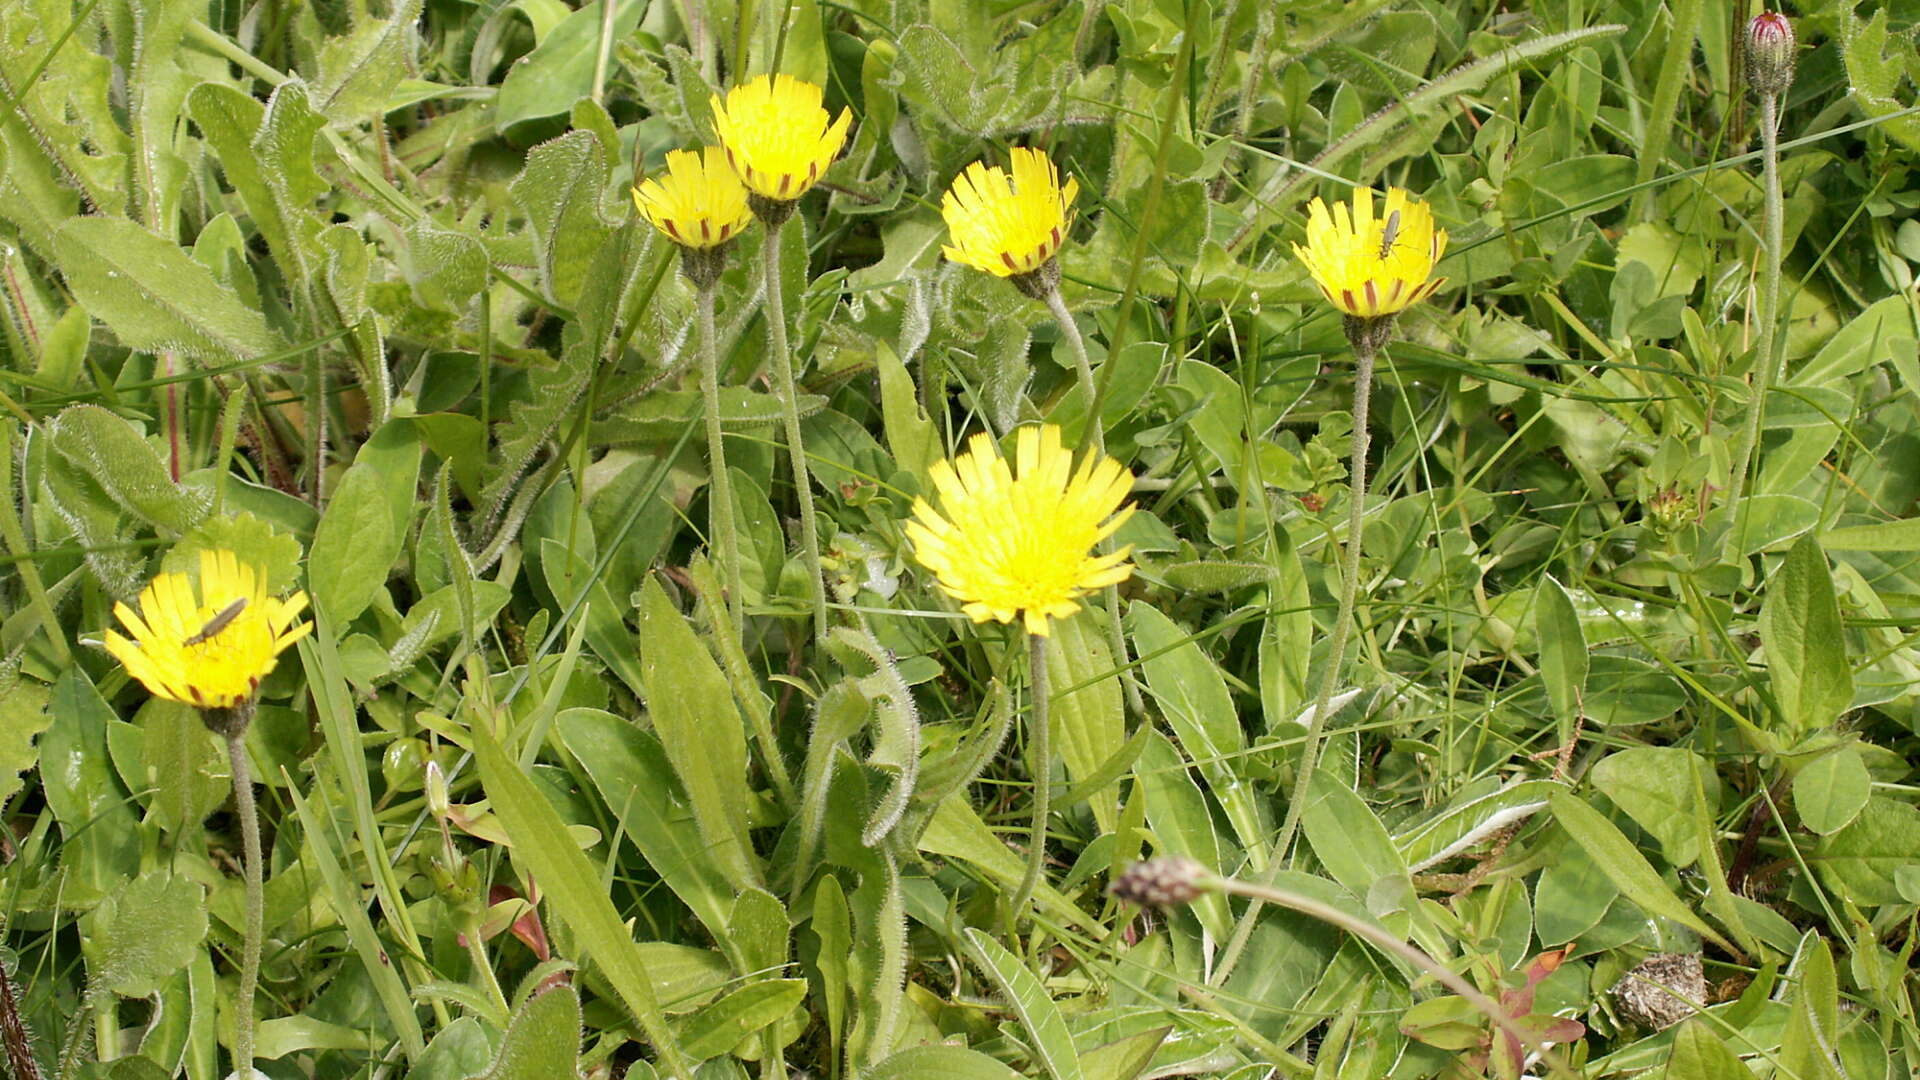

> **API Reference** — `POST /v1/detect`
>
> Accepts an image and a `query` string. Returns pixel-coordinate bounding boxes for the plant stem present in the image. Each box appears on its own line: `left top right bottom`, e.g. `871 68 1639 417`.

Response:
1727 91 1785 549
1213 335 1378 984
463 919 510 1020
763 222 829 641
1010 630 1051 921
1044 290 1146 717
226 731 264 1076
1209 872 1580 1080
698 287 746 639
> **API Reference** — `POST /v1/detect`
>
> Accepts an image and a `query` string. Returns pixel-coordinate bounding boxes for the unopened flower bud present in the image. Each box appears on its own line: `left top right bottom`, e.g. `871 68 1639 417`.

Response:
1746 13 1797 98
425 760 450 820
1109 856 1212 908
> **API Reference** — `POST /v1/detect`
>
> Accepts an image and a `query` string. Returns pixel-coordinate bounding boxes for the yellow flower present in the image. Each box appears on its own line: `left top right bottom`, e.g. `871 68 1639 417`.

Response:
1293 187 1447 318
906 424 1134 637
941 147 1081 278
632 146 753 250
103 549 312 710
709 74 852 202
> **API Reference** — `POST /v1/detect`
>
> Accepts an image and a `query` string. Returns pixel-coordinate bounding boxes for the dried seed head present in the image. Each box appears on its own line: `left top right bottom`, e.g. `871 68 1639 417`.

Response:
1109 856 1212 908
1746 13 1797 98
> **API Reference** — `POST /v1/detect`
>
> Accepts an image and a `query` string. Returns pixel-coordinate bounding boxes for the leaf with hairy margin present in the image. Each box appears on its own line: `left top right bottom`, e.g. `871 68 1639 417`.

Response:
53 218 278 361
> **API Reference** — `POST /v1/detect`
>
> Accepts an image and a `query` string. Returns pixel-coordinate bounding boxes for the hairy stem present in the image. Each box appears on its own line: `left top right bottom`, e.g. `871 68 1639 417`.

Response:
763 224 830 641
227 731 264 1075
1727 92 1785 547
698 287 746 639
1010 630 1051 921
1214 336 1378 984
1210 873 1579 1080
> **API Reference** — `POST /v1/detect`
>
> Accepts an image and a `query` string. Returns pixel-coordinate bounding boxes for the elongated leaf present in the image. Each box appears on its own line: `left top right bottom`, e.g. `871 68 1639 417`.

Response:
1759 535 1853 736
470 717 689 1077
1046 611 1125 835
1665 1021 1751 1080
554 709 735 942
675 979 807 1061
1547 790 1736 954
495 0 645 130
1779 935 1842 1080
1396 780 1558 874
636 577 761 890
962 929 1084 1080
467 984 581 1080
867 1046 1024 1080
312 0 425 121
54 217 277 360
48 404 207 535
1535 574 1587 735
510 131 613 306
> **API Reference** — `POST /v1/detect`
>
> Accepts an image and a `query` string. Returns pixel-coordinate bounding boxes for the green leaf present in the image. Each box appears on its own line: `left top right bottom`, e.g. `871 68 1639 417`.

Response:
1046 611 1125 836
494 0 645 130
469 717 689 1076
1665 1020 1752 1080
1590 747 1717 867
510 131 613 306
47 404 207 535
1815 795 1920 906
1546 790 1735 954
1077 1026 1171 1080
554 709 735 941
134 699 229 835
875 340 938 479
637 576 761 890
1534 574 1587 735
1396 780 1558 874
1128 601 1266 857
307 420 420 623
53 217 278 361
462 984 581 1080
962 929 1084 1080
41 670 141 899
84 873 208 1000
0 676 50 813
307 471 395 622
1779 935 1843 1080
1822 517 1920 551
1793 745 1871 836
1134 731 1231 939
1759 535 1853 736
866 1045 1025 1080
312 0 426 122
1301 769 1415 920
674 980 808 1061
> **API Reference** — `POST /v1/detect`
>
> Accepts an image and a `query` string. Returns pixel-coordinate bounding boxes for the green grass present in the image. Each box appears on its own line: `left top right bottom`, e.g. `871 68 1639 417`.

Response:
5 1 1920 1079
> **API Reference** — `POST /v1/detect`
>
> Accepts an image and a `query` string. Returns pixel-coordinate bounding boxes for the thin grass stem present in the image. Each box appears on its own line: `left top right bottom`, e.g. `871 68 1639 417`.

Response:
763 223 829 641
1010 629 1051 922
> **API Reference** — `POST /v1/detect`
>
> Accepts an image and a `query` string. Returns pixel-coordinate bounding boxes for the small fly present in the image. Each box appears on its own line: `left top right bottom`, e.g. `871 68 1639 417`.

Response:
1377 209 1402 260
184 598 247 647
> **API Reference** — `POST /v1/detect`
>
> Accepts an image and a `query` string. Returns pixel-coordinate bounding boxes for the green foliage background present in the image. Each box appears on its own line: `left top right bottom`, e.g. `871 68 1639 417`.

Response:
4 0 1920 1077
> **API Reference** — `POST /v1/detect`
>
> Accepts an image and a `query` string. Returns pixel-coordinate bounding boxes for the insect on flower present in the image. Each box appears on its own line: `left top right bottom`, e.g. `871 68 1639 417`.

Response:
184 597 248 646
1377 209 1402 261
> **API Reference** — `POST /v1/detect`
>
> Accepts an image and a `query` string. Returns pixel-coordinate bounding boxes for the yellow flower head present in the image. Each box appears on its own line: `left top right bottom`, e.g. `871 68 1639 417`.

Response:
632 146 753 250
709 74 852 202
103 549 312 710
941 147 1081 278
1292 187 1447 318
906 424 1135 637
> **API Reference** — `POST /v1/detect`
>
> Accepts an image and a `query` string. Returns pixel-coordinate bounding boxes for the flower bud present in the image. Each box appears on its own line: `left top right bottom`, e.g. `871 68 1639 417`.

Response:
1109 856 1212 908
1746 12 1796 98
425 760 450 821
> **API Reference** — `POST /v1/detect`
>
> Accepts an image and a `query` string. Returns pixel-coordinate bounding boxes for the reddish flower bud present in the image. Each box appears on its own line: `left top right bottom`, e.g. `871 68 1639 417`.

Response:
1746 12 1797 97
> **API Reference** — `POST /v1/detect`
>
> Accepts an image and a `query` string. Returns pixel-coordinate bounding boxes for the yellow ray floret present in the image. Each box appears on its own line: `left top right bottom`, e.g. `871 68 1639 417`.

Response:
941 147 1081 277
103 549 312 710
632 146 754 250
1292 187 1448 318
906 424 1135 637
709 74 852 201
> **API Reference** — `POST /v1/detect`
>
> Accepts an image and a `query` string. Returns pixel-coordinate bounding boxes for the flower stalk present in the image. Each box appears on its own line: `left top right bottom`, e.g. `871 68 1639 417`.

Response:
1728 12 1796 544
695 284 746 636
762 225 830 641
223 721 264 1074
1216 186 1446 984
